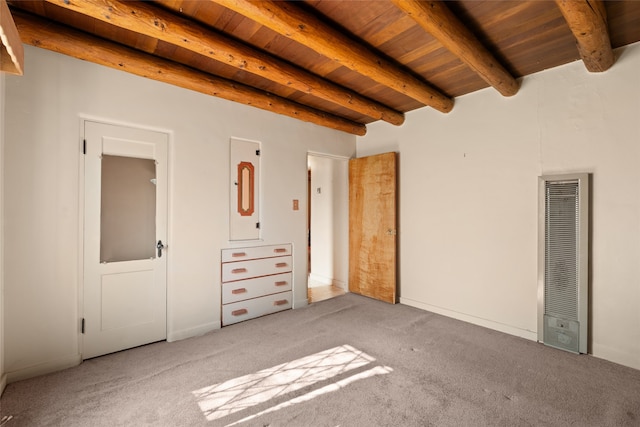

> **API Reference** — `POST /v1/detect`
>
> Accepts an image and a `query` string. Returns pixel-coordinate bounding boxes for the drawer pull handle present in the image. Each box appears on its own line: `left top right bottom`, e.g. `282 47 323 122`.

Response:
274 281 288 286
232 308 248 316
232 288 247 294
275 262 288 268
274 299 289 306
231 268 247 274
232 252 246 258
274 248 287 253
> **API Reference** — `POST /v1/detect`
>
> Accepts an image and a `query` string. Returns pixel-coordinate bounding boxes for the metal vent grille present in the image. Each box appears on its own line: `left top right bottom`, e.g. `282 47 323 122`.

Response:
539 173 588 354
544 181 579 321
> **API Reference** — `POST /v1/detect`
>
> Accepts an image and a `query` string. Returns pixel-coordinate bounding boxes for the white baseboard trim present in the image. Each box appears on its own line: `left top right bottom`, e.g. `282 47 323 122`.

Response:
309 274 347 290
591 343 640 371
332 279 347 290
400 297 538 342
167 321 221 342
0 373 7 397
308 273 333 286
7 353 82 384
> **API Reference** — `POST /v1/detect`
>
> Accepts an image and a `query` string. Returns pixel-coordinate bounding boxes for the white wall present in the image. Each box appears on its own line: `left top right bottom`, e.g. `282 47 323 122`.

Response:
4 45 355 381
358 42 640 371
308 154 349 289
1 72 6 395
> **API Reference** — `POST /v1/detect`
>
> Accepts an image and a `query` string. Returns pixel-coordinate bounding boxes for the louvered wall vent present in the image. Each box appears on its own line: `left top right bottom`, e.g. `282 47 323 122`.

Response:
538 174 589 354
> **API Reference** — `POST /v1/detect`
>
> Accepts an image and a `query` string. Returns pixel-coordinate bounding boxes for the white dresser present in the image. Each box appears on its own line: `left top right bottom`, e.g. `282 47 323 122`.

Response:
221 243 293 326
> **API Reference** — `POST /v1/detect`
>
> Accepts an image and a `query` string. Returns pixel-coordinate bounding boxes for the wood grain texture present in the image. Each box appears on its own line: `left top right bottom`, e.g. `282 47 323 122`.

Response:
41 0 403 125
391 0 519 97
13 12 366 135
0 0 24 74
554 0 614 72
210 0 454 113
307 284 345 303
7 0 640 126
349 152 397 304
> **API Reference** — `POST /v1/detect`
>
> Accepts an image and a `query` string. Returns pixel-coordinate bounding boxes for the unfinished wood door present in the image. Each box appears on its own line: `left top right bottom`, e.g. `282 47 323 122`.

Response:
349 152 397 303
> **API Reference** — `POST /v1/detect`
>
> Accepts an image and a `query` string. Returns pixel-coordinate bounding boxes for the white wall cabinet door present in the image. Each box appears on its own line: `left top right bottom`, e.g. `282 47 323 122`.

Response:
230 138 260 240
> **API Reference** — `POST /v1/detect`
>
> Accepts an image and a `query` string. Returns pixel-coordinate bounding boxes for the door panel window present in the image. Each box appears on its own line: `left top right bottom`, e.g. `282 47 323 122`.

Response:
100 155 156 262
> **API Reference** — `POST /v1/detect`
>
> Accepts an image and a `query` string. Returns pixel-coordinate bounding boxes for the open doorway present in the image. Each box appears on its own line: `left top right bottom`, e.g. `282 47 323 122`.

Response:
307 153 349 303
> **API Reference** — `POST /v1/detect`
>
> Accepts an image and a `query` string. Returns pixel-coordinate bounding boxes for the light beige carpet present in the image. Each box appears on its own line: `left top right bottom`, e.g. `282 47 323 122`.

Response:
1 293 639 426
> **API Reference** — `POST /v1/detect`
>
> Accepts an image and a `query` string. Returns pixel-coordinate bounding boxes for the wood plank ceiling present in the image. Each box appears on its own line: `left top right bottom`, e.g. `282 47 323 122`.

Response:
6 0 640 135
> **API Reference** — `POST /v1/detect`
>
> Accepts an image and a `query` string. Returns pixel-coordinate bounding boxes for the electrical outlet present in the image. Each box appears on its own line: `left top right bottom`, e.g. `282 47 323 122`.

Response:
293 199 299 210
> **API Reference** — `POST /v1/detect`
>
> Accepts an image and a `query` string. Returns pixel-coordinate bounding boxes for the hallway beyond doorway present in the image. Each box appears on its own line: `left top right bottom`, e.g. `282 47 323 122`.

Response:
307 277 346 303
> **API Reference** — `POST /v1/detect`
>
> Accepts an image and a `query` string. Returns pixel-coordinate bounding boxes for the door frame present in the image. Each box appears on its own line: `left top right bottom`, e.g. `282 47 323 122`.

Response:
77 116 172 357
306 151 350 295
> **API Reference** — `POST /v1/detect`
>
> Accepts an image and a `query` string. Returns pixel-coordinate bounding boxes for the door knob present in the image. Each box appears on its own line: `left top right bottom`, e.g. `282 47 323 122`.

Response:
157 240 165 258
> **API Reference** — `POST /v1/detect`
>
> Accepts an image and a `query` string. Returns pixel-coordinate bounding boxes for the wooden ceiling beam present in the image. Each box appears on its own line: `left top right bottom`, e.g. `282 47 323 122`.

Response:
208 0 454 113
40 0 403 126
13 11 366 135
390 0 519 97
0 0 24 75
555 0 614 72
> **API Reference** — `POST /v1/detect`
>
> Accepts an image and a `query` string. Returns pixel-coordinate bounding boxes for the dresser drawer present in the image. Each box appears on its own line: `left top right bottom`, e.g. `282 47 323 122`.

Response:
222 255 292 282
221 244 291 263
222 291 293 326
222 272 292 304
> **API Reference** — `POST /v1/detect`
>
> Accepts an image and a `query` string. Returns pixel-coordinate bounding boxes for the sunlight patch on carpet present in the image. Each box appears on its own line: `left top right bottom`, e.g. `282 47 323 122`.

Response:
224 365 393 426
192 344 390 422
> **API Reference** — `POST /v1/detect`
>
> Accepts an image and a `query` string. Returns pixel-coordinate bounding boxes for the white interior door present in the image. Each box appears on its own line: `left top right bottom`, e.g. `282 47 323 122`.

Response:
83 121 168 359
